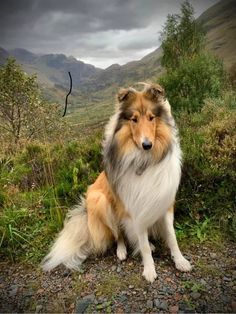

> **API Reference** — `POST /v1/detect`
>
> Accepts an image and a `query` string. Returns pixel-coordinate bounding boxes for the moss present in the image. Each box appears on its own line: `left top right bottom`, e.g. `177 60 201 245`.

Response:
95 274 126 297
195 260 223 276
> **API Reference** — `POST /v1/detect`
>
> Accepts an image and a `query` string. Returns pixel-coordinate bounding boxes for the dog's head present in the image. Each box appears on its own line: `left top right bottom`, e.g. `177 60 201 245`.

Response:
116 83 172 153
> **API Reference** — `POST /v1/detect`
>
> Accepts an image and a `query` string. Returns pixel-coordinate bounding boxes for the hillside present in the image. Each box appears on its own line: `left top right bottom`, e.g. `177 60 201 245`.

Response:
0 45 162 104
0 48 102 104
5 48 102 87
198 0 236 69
80 47 163 92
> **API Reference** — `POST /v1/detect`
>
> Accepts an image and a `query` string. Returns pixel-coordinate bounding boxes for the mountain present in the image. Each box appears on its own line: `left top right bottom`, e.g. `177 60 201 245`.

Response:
198 0 236 69
0 47 102 103
9 48 37 63
8 48 102 87
80 47 163 92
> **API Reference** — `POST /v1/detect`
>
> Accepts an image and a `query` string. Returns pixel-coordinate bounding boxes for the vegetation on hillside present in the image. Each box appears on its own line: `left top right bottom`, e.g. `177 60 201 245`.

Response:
0 1 235 263
158 1 235 240
159 0 226 112
176 92 236 241
0 58 70 154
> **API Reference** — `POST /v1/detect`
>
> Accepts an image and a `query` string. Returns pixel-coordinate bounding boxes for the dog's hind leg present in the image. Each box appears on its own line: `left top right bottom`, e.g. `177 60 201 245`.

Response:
116 234 127 261
87 190 128 260
87 191 115 254
160 207 192 272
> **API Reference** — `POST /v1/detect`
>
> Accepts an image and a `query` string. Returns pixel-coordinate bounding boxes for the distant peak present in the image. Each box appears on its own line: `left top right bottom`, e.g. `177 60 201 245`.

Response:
106 63 121 70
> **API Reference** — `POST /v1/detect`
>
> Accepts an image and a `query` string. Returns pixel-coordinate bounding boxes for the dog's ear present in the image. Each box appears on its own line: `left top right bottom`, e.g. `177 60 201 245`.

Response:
144 83 165 102
117 87 136 103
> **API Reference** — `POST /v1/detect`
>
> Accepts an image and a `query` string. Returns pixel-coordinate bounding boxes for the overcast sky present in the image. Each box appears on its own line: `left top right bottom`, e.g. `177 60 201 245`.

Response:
0 0 219 69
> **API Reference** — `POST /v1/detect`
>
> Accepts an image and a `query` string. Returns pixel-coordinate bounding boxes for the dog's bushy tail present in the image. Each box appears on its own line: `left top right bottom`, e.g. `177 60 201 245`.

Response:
42 199 92 271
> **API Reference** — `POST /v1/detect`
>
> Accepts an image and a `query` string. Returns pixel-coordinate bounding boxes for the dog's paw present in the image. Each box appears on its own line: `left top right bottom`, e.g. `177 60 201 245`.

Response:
142 265 157 283
116 245 127 261
175 256 192 272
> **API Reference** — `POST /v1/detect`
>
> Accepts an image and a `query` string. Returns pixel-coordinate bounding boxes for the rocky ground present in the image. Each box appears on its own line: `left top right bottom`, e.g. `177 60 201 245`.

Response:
0 242 235 313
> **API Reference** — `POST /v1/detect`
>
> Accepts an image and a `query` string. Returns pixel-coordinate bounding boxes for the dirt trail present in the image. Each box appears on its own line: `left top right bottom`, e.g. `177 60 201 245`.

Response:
0 242 235 313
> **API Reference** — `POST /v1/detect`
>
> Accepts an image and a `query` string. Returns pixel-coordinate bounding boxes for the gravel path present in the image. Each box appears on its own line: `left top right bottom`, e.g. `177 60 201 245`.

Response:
0 242 235 313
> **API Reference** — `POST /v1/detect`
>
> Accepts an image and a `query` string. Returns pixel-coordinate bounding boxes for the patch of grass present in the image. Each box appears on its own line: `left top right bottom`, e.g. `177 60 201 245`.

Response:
195 259 222 276
0 207 32 261
125 272 145 288
96 301 112 312
72 276 88 296
181 297 196 311
175 217 224 247
95 274 126 297
0 204 63 262
94 271 145 299
183 280 206 293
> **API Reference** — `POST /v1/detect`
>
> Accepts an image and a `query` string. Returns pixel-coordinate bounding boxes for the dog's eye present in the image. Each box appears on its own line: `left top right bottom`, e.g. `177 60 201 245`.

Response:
131 117 138 123
149 116 155 121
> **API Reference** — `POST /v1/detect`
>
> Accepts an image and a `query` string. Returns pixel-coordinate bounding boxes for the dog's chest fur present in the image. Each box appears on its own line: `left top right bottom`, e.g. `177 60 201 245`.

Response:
117 143 182 229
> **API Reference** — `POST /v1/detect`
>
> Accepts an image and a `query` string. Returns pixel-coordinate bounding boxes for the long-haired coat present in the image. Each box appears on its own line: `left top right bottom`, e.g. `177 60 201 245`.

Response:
42 83 192 282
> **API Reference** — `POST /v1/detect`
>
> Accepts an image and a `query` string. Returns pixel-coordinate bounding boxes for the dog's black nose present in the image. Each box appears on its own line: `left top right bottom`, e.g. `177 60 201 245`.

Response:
142 139 152 150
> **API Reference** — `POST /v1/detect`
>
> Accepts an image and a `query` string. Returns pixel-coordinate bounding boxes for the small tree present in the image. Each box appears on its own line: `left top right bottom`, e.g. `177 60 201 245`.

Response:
0 58 39 144
159 0 226 112
160 1 205 70
0 58 69 150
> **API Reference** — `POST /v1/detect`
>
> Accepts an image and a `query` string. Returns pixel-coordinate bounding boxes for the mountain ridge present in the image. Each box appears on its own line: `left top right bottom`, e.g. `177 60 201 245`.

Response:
0 47 102 89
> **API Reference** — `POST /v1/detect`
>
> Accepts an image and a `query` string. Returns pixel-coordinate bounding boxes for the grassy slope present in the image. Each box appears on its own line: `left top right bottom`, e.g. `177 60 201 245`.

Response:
198 0 236 68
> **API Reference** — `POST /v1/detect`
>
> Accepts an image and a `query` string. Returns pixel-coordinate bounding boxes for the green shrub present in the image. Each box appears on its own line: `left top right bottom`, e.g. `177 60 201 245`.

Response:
160 53 226 112
176 92 236 239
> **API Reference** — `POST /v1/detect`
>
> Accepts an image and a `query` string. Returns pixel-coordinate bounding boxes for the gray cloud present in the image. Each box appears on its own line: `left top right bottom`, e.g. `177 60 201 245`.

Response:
0 0 219 68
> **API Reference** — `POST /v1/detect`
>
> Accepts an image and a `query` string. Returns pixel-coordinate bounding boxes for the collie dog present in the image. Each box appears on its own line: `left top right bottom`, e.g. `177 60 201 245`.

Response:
42 83 192 282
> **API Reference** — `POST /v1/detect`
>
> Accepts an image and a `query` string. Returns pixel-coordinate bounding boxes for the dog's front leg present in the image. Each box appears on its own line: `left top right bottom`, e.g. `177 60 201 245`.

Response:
137 231 157 282
162 208 192 272
116 234 127 261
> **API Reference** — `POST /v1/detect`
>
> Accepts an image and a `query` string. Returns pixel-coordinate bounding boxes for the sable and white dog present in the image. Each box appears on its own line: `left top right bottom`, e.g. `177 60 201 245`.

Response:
42 83 192 282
